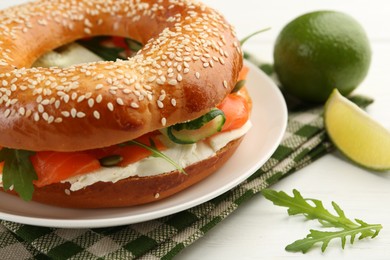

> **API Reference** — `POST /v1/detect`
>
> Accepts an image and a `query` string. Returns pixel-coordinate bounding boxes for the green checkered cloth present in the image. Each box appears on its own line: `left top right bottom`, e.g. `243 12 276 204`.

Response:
0 57 372 259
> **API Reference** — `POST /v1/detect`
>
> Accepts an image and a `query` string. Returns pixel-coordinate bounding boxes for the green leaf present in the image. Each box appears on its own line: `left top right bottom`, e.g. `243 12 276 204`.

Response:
285 225 383 253
231 80 246 93
240 27 271 46
262 189 383 253
0 148 37 201
125 38 143 52
259 63 274 76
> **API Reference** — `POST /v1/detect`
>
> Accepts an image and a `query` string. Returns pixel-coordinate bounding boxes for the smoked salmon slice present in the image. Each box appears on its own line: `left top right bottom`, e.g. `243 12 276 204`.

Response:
31 152 101 187
218 93 250 132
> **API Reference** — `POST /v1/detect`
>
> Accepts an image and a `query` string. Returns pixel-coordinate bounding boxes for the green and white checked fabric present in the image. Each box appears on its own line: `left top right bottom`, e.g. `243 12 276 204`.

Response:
0 58 373 259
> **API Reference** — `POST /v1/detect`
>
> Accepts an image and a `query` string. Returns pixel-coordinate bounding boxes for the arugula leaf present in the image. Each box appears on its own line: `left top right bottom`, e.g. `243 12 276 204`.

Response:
0 148 37 201
262 189 382 253
125 38 143 52
240 27 271 46
121 139 186 175
231 80 246 93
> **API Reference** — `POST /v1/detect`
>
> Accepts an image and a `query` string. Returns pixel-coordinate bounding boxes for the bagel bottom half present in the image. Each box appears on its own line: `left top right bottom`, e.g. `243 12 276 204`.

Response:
1 137 244 208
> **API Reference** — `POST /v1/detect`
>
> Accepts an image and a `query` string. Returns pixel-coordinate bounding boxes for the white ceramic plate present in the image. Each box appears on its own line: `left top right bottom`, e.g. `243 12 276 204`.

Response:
0 61 287 228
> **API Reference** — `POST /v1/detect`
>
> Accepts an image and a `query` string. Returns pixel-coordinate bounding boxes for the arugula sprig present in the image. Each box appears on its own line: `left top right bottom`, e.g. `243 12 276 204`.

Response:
239 27 271 46
0 148 37 201
262 189 382 253
121 139 186 175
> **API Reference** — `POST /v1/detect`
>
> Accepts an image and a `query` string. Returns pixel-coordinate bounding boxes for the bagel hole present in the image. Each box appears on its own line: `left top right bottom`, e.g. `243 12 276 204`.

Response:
33 36 142 68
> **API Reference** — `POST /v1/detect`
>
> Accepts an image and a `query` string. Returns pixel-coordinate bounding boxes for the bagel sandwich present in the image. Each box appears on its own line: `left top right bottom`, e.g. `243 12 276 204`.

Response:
0 0 252 208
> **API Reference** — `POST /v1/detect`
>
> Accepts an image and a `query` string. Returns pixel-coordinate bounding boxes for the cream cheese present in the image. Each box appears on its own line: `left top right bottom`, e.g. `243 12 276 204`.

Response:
63 121 252 191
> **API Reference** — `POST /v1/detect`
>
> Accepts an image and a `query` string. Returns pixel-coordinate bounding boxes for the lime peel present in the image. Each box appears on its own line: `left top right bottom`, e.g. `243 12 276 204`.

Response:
274 11 371 103
325 89 390 171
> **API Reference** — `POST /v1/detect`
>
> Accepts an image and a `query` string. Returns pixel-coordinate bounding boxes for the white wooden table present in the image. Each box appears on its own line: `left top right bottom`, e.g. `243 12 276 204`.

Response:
1 1 390 259
180 0 390 259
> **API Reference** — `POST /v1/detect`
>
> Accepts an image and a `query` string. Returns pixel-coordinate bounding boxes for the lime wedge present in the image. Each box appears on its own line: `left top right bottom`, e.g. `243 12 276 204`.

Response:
324 89 390 171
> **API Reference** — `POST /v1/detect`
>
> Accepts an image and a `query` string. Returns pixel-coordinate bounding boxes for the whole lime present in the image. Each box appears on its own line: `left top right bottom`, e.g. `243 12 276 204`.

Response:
273 11 371 103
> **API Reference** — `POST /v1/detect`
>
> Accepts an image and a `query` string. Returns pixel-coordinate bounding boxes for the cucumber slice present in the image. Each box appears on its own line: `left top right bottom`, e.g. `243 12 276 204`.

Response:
165 109 226 144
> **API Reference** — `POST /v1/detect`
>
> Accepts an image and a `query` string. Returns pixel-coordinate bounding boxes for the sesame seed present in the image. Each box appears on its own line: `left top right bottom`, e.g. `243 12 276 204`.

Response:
48 116 54 124
54 118 63 123
71 92 77 100
38 104 44 113
223 80 228 88
93 110 100 119
116 98 124 105
36 95 43 103
61 111 70 118
84 18 93 27
161 117 167 126
93 111 100 119
4 109 11 118
71 108 77 118
41 99 50 105
96 94 103 103
157 100 164 108
84 28 92 34
77 95 85 103
88 98 94 108
107 102 114 111
147 76 156 82
18 107 25 116
130 102 139 108
195 72 200 79
37 19 47 26
33 113 40 122
63 95 70 103
77 112 86 118
42 112 49 121
168 79 178 85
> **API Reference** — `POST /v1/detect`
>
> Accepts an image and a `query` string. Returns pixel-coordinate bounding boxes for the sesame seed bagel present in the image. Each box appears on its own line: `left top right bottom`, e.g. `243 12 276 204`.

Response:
0 0 243 152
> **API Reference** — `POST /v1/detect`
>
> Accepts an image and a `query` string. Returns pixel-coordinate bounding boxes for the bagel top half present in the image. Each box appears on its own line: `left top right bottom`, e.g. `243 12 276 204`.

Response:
0 0 243 152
